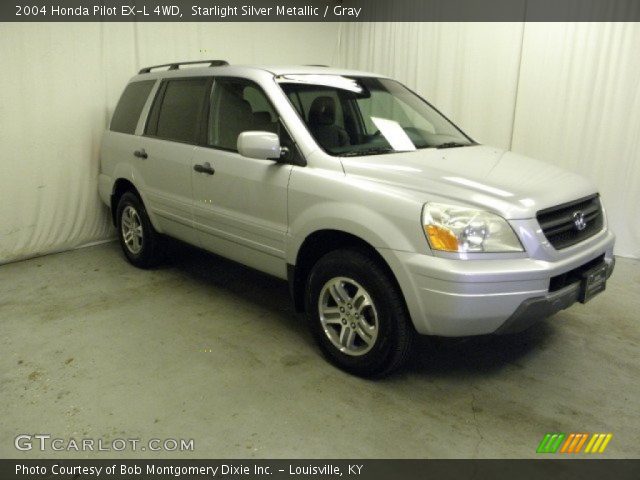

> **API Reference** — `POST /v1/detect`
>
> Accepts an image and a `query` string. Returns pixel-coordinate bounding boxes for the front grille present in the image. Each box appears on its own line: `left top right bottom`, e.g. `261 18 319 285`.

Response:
536 194 603 249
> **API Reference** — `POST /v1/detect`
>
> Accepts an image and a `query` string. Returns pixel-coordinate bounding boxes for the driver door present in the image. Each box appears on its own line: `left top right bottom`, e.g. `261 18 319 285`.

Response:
191 77 292 279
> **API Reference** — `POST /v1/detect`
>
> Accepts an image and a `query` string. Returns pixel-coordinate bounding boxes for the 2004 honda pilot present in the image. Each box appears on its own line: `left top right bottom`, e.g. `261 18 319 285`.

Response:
99 60 615 377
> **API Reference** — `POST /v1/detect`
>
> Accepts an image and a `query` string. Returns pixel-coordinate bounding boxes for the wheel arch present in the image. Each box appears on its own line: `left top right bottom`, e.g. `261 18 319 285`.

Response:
288 229 407 315
110 178 142 227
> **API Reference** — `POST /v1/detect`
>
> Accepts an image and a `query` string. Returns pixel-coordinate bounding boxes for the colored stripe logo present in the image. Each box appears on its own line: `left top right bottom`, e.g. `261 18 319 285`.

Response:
584 433 613 453
537 433 565 453
537 433 612 454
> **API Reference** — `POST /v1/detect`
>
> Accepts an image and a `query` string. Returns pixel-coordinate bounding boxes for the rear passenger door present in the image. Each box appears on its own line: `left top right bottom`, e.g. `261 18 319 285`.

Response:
138 77 211 244
191 77 292 279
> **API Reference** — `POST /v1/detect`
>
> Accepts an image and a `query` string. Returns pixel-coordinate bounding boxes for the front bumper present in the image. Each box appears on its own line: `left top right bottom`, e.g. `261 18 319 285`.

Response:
494 256 614 334
378 229 616 336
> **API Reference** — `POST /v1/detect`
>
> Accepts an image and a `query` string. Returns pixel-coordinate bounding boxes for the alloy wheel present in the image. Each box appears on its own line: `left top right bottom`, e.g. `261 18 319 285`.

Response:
121 205 144 255
318 276 379 356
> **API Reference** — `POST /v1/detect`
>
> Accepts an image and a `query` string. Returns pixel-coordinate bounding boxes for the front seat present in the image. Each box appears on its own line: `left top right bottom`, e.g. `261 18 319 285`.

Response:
217 93 254 150
253 111 278 133
307 96 350 150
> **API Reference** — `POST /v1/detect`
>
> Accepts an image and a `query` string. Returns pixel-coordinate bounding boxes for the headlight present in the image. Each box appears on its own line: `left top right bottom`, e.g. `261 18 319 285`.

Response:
423 203 523 253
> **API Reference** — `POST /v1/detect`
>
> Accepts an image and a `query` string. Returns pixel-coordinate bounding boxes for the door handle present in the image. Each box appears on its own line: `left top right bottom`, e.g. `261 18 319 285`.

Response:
193 162 215 175
133 149 148 159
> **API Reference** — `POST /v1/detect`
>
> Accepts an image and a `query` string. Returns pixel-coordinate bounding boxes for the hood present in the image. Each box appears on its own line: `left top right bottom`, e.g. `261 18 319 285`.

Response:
340 145 597 219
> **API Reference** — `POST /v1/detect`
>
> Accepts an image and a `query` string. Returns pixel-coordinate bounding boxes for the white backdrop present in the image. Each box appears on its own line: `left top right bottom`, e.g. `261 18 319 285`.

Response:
0 22 341 264
338 22 640 259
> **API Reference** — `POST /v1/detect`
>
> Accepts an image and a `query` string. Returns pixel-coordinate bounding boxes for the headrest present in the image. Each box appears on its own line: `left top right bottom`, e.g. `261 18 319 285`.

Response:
253 111 273 124
309 96 337 126
238 98 252 114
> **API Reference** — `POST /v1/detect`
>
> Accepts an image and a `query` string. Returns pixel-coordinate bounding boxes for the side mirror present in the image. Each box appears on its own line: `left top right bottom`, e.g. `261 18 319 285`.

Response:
237 131 286 161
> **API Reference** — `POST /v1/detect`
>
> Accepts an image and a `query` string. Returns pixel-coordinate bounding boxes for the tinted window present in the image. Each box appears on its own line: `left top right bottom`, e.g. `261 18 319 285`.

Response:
110 80 155 134
208 78 278 150
152 78 209 143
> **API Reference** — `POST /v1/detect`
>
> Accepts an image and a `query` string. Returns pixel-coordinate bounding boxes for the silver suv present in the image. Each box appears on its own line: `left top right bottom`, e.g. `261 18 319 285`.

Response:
99 60 615 377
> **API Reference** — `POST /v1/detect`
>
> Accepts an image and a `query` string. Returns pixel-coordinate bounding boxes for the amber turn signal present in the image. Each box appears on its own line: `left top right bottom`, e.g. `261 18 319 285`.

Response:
425 225 459 252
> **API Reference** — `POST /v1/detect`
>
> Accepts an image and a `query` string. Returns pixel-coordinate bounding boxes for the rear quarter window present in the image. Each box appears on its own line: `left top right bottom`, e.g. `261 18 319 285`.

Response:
110 80 155 134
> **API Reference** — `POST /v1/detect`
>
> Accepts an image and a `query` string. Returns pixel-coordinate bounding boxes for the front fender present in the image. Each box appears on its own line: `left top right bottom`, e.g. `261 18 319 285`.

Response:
286 200 426 265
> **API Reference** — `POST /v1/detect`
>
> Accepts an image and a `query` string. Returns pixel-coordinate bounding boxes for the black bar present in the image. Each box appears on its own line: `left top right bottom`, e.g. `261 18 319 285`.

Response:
3 459 640 480
3 0 640 22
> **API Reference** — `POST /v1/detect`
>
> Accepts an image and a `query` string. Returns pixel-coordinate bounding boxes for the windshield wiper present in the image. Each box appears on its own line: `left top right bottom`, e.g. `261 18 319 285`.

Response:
435 142 474 149
337 147 397 157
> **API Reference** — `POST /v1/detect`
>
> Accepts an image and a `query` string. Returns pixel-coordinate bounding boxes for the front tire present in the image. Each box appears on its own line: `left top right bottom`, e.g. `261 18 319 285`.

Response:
305 249 414 378
116 192 161 268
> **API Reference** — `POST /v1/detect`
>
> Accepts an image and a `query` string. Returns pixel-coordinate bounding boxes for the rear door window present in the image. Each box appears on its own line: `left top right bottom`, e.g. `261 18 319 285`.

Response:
110 80 155 134
146 78 210 144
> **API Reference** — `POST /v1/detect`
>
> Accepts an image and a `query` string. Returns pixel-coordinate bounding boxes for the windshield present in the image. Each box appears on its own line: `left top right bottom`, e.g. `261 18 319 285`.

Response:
278 75 474 156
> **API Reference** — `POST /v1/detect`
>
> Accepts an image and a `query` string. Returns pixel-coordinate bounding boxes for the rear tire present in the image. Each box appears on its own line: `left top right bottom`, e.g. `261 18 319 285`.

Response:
116 192 161 268
305 249 414 378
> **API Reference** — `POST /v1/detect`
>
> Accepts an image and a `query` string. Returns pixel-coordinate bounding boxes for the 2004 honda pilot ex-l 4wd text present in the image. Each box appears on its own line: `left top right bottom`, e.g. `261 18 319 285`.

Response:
99 60 615 377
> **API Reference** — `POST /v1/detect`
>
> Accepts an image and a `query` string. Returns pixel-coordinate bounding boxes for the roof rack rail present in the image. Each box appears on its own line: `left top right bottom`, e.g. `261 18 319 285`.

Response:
305 64 330 67
139 60 229 74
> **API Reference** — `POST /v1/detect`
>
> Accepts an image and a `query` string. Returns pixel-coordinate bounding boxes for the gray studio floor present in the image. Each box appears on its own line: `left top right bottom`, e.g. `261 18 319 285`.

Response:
1 241 639 458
